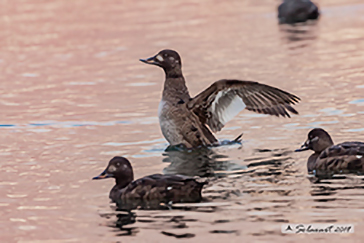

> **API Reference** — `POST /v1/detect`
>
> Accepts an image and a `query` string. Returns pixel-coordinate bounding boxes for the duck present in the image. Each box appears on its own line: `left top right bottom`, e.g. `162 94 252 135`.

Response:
140 49 300 148
278 0 320 24
93 156 206 210
295 128 364 174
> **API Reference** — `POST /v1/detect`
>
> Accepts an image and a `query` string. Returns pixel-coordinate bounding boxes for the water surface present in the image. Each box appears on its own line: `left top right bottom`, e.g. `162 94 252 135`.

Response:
1 0 364 242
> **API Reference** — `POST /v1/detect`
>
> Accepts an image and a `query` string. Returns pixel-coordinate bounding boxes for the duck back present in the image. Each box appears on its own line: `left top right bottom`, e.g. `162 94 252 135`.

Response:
314 142 364 173
113 174 206 210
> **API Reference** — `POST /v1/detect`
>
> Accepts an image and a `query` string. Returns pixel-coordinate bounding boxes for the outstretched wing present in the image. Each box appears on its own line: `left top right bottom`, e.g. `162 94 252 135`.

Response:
187 79 300 132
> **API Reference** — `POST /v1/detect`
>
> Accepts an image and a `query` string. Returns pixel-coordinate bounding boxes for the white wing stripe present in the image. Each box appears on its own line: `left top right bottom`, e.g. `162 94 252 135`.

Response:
210 91 246 126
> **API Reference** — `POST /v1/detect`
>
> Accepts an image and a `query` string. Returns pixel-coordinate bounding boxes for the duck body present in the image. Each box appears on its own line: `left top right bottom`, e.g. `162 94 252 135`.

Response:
141 50 300 148
156 61 218 147
296 128 364 174
158 101 218 147
278 0 320 24
114 173 205 210
93 157 206 210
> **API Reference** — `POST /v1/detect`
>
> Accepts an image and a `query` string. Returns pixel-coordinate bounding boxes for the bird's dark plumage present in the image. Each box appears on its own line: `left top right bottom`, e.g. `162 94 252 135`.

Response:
296 128 364 174
278 0 320 24
93 156 206 210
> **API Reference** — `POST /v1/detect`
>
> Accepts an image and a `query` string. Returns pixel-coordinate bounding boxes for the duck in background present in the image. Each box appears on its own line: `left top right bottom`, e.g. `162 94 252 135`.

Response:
295 128 364 175
278 0 320 24
140 49 300 149
93 156 206 210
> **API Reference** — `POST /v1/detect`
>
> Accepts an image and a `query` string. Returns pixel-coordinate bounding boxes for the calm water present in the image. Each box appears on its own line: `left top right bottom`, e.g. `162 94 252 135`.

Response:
1 0 364 242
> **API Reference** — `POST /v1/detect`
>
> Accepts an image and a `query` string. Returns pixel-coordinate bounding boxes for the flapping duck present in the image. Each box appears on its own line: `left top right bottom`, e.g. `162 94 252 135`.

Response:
93 156 206 210
296 128 364 174
140 49 300 148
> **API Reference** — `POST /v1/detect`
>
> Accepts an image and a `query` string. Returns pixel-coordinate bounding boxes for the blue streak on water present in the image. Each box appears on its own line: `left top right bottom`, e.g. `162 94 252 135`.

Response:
345 128 364 132
283 123 300 127
349 99 364 105
302 114 320 118
319 108 343 115
29 123 55 126
143 148 166 153
103 139 166 147
0 120 131 129
0 124 15 127
308 120 339 126
340 113 356 117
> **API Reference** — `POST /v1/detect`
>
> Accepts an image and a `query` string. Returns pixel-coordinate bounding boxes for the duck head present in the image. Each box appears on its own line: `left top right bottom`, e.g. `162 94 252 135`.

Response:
93 156 134 188
140 49 182 77
295 128 334 153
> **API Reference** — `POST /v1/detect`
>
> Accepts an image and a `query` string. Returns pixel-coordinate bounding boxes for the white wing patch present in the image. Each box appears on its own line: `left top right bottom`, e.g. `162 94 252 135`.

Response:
158 99 166 117
210 90 246 126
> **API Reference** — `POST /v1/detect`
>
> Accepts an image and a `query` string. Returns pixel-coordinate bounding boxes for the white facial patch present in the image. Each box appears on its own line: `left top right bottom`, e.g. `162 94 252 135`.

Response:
108 165 116 173
357 155 363 159
156 55 164 62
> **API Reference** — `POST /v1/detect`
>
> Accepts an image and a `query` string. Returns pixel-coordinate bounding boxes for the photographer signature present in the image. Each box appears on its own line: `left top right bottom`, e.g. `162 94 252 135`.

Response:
283 224 353 234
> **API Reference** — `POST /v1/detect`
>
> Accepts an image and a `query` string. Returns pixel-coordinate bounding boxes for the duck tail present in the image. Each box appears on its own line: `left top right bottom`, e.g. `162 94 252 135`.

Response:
233 132 244 143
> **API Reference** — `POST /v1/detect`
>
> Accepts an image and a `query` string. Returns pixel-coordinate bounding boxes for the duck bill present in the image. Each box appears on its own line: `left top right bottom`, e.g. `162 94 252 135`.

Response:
139 55 161 66
92 169 113 180
295 140 310 152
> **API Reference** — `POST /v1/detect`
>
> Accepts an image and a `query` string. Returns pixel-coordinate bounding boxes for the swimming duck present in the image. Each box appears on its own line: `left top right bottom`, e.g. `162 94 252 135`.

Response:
140 49 300 148
278 0 320 24
295 128 364 174
93 156 206 210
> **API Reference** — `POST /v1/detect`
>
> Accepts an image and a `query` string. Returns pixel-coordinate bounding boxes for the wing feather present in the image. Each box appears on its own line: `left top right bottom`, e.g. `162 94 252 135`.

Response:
187 79 300 132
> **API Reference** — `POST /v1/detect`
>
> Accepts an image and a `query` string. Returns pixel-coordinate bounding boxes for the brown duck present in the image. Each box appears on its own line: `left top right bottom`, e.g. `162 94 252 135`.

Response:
295 128 364 174
93 156 206 210
140 49 300 148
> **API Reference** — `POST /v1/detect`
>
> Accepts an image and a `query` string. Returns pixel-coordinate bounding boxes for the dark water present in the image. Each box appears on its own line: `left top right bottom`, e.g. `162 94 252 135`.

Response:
1 0 364 242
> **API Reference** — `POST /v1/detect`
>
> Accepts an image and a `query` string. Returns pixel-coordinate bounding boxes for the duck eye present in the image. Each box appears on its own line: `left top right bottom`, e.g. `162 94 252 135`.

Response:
116 163 120 166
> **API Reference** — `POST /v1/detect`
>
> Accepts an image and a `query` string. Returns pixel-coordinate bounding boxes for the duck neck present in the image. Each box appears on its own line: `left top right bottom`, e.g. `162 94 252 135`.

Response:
162 71 190 103
164 66 183 79
307 152 320 172
115 175 133 190
109 178 132 201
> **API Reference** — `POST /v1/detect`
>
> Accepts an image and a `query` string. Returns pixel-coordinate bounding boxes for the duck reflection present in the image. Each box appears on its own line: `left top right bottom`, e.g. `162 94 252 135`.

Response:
162 145 248 177
309 175 364 208
279 22 318 46
114 212 137 236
